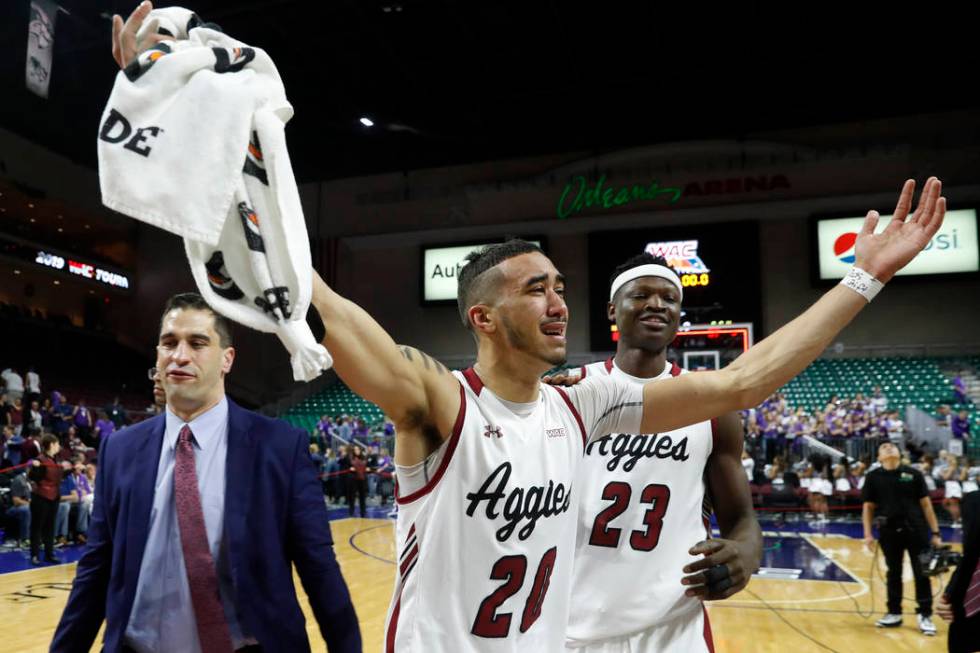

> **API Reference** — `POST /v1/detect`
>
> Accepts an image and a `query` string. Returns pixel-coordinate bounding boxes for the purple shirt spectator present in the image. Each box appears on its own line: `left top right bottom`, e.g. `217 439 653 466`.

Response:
52 403 72 435
952 414 970 439
953 376 967 403
74 405 92 428
95 418 115 440
73 472 93 498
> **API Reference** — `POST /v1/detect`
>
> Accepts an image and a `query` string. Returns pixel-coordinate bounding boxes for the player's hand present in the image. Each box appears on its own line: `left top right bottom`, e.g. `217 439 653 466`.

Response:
112 1 172 69
31 459 41 467
936 594 954 623
853 177 946 283
863 535 875 552
540 372 582 387
931 534 942 548
681 538 752 600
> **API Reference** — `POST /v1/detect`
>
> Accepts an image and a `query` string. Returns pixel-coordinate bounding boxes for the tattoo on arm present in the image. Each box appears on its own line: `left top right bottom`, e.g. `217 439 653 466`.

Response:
398 346 451 375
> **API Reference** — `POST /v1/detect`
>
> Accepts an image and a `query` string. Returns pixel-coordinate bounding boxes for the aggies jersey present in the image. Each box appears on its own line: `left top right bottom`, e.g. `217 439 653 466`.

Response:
385 368 643 653
566 359 716 647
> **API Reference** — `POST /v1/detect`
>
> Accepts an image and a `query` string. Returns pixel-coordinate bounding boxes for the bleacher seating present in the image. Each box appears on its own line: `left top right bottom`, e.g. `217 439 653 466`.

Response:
281 382 384 432
779 356 978 431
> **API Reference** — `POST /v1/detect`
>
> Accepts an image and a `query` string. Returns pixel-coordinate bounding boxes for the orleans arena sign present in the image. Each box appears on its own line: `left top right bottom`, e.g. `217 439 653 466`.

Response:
555 173 791 219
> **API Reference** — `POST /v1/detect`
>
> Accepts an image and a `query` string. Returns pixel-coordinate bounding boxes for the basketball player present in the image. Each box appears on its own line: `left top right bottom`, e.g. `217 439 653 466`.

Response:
305 177 944 651
555 254 761 651
108 10 945 648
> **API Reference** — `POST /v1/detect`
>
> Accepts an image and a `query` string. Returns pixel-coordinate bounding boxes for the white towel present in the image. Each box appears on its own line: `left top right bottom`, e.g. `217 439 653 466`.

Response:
98 7 331 382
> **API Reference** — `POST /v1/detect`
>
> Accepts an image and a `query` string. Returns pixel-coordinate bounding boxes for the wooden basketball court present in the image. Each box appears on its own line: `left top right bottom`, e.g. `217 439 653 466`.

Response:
0 518 956 652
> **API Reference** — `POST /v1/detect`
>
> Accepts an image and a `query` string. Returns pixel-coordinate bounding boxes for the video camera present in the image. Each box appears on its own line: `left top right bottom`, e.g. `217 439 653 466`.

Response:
919 545 963 577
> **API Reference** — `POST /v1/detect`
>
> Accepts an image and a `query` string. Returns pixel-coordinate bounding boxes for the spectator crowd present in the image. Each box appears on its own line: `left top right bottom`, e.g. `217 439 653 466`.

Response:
742 387 975 526
1 365 136 559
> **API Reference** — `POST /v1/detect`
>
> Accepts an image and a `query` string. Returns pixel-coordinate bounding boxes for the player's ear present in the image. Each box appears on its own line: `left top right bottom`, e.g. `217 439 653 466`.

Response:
607 301 616 323
469 304 494 334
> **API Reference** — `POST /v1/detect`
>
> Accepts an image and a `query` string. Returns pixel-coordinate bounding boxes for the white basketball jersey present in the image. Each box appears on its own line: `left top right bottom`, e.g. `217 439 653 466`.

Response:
566 358 716 646
385 368 643 652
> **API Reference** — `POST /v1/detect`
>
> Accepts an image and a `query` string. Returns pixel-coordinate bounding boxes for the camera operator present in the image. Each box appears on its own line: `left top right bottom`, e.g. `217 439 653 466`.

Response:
937 489 980 652
863 441 942 636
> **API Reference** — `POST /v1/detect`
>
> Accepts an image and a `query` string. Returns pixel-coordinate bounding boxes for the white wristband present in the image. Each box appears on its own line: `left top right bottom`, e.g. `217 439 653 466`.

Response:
839 267 884 303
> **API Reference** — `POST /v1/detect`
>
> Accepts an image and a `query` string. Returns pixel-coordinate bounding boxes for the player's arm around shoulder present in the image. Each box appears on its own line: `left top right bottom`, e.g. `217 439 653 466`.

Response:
683 411 762 601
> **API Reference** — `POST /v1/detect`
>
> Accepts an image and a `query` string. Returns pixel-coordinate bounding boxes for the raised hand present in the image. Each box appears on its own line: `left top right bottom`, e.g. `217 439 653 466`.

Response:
854 177 947 283
111 1 173 69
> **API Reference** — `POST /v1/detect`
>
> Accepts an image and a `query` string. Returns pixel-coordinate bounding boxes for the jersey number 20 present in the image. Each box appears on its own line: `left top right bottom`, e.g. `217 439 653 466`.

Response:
471 546 558 638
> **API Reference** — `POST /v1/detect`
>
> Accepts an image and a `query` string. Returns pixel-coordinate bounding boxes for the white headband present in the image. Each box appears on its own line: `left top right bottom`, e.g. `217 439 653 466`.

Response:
609 264 683 301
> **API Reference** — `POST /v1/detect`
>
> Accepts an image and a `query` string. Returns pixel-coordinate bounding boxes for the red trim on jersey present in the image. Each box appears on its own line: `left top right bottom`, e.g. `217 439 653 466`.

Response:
670 362 682 377
386 596 401 653
462 367 484 395
604 357 614 373
710 417 719 452
579 365 587 379
386 522 419 653
703 605 715 652
395 382 467 505
553 386 587 449
400 542 419 576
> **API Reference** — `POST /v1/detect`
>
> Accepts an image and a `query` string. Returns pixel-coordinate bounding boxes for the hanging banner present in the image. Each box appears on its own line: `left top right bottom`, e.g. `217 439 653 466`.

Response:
26 0 59 98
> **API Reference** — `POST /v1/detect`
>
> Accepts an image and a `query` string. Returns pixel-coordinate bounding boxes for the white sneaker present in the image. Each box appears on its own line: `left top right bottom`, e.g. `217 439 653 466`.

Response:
876 613 903 628
917 614 936 636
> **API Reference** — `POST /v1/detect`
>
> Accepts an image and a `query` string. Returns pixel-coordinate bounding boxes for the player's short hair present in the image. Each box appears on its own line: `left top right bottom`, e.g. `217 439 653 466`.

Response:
607 252 680 294
159 292 234 348
456 239 545 329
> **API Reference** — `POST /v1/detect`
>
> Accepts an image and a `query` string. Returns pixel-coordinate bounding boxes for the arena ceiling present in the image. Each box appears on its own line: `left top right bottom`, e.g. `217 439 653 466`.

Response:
0 0 976 183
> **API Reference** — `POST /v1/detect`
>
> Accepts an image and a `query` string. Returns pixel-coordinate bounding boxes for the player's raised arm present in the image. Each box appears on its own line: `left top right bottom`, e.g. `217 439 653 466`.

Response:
640 177 946 434
310 272 461 463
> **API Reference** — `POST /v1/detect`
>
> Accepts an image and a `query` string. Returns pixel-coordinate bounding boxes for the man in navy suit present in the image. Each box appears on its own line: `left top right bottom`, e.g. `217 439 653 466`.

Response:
51 293 360 652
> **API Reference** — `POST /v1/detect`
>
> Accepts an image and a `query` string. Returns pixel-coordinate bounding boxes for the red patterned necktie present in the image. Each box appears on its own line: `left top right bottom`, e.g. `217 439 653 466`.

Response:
175 425 235 652
965 556 980 618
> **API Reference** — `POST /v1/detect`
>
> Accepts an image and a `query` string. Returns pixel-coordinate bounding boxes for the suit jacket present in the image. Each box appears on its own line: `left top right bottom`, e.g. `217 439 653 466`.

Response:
947 491 980 618
51 399 361 652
